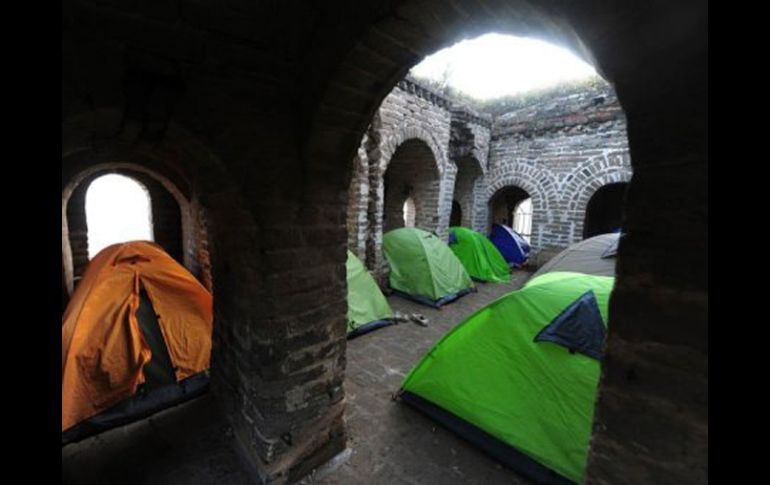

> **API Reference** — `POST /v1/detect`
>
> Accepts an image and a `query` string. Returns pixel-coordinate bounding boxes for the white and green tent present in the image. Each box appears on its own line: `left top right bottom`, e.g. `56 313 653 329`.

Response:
346 250 394 338
383 228 475 308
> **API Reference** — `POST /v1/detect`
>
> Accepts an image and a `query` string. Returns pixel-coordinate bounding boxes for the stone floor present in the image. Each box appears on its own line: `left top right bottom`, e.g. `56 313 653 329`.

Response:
316 270 532 484
62 270 532 485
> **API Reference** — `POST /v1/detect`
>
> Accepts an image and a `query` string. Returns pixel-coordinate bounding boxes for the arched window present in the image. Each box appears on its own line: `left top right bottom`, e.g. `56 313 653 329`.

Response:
512 198 532 243
86 174 154 258
403 197 416 228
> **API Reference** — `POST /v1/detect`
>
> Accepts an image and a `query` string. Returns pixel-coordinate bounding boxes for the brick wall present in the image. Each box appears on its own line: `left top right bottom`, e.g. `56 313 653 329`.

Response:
63 1 707 482
361 78 453 277
487 83 632 257
347 78 631 279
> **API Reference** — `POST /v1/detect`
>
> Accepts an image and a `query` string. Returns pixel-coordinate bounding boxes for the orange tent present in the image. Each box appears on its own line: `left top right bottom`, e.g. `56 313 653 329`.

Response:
62 241 213 435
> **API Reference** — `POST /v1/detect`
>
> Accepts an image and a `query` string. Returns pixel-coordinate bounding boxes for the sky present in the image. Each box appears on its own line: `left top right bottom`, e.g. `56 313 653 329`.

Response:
86 174 154 258
409 33 598 100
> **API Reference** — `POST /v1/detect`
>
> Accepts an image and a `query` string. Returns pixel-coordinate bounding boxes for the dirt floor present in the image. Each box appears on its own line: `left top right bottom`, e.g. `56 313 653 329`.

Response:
62 270 532 485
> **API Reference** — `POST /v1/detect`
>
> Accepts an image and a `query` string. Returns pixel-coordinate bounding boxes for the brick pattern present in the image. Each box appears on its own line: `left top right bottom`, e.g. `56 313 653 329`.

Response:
358 85 453 275
347 79 631 279
63 1 707 483
487 85 632 253
346 139 369 260
452 156 484 230
383 139 441 233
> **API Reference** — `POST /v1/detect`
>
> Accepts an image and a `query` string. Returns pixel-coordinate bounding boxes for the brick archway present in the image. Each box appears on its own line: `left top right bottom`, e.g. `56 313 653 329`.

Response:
64 1 706 481
62 162 197 295
486 168 553 250
571 161 633 217
304 3 707 483
377 125 447 177
487 170 552 213
367 135 444 275
61 109 230 298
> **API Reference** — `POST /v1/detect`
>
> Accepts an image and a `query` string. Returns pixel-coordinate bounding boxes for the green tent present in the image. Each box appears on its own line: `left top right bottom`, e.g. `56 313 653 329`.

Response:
346 250 394 338
448 226 511 283
399 271 614 484
383 228 475 308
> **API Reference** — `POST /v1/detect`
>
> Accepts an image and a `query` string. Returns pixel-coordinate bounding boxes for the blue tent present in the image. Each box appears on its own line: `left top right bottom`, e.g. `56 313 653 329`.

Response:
489 223 530 268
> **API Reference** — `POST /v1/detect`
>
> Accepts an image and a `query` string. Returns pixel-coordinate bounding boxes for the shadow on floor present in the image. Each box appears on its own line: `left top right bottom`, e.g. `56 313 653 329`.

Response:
62 393 256 485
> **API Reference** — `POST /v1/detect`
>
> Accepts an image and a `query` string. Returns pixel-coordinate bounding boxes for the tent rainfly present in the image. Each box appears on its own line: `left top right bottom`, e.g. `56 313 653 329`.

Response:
383 227 475 308
346 250 394 338
62 241 213 445
489 223 530 268
531 233 620 279
398 271 614 484
448 226 511 283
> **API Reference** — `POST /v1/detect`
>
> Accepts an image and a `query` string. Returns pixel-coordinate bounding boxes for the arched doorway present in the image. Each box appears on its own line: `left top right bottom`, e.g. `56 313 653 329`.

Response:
489 185 531 229
383 139 440 232
85 174 154 258
63 1 707 482
583 182 628 238
62 164 201 296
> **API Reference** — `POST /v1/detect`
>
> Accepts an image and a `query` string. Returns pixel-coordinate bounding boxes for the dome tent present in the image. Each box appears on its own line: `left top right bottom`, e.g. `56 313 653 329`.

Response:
489 223 530 268
532 233 620 279
398 272 614 484
346 250 394 338
62 241 212 445
448 226 511 284
383 228 475 308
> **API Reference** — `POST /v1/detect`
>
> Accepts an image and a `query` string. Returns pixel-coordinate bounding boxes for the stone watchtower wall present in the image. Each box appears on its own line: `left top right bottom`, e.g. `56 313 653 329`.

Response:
488 84 632 263
348 77 632 279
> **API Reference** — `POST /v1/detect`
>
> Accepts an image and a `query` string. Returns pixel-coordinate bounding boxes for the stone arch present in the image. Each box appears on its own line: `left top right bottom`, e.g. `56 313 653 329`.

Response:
63 1 706 481
486 165 556 253
268 4 703 483
377 124 447 177
545 153 634 243
364 131 445 278
564 157 633 215
62 163 192 294
488 185 530 224
61 110 261 409
486 166 553 215
61 108 232 298
382 138 441 232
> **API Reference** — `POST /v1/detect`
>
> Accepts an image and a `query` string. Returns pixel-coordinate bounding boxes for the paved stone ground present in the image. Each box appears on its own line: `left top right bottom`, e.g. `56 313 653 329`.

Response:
316 270 532 484
62 270 532 485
